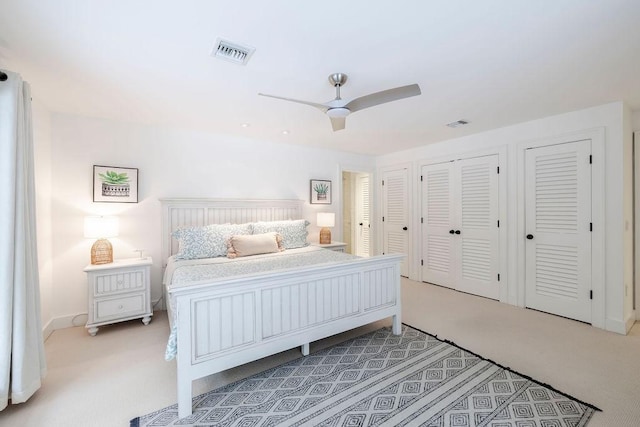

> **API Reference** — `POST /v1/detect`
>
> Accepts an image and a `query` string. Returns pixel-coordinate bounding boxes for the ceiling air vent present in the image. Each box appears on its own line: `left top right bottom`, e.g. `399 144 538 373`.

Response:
446 119 469 128
211 38 255 65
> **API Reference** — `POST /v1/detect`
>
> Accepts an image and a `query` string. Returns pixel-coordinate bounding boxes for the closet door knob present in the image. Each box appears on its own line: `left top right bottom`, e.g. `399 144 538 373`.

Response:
402 226 408 231
455 230 461 235
359 223 363 226
449 230 455 234
526 234 534 240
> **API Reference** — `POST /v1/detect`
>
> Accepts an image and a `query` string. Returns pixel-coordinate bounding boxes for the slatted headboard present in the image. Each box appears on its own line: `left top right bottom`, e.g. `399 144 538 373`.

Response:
160 198 304 266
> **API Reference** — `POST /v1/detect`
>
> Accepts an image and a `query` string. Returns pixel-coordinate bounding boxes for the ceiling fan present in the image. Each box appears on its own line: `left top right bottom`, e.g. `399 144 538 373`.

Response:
258 73 421 131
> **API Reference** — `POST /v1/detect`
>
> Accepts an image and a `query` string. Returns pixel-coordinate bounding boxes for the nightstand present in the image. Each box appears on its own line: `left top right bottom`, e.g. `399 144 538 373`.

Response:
83 257 153 336
313 241 347 252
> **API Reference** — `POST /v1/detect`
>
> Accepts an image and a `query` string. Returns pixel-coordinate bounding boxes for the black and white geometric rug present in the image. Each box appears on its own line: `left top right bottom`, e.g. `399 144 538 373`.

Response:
131 325 598 426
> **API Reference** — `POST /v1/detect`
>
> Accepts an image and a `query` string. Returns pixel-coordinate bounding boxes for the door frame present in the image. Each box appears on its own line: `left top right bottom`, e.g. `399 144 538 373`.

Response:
338 164 375 255
377 163 413 275
634 131 640 320
354 173 370 256
516 128 605 329
418 147 508 302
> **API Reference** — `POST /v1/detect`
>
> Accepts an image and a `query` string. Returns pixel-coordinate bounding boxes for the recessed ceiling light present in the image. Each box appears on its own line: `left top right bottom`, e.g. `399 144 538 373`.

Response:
241 123 250 128
282 130 290 135
446 120 470 128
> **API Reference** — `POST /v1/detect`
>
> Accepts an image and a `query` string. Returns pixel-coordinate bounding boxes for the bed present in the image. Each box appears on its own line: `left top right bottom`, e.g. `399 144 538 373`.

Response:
160 198 403 418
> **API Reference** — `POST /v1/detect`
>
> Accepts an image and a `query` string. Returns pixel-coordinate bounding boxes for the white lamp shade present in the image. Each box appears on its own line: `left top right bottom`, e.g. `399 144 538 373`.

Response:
317 212 335 228
84 216 119 239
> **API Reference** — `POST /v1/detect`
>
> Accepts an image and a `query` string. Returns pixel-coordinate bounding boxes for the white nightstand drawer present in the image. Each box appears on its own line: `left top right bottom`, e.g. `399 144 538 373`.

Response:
95 294 146 321
94 270 145 296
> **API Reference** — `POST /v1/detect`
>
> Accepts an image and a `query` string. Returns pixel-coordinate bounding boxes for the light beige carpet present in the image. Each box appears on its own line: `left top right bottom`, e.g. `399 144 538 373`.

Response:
1 278 639 426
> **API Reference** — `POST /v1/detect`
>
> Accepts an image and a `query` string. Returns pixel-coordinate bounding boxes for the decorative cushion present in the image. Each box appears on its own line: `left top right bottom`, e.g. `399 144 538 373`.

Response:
227 232 284 258
173 223 251 260
250 219 309 249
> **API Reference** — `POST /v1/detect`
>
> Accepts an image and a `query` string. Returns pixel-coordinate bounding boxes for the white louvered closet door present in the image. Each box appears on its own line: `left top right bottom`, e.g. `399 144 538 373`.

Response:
421 162 456 288
355 174 370 257
525 140 592 323
421 155 500 299
456 155 500 299
382 168 409 277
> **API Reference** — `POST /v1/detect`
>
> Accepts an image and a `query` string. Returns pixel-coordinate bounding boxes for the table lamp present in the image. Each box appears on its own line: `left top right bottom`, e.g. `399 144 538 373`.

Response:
84 216 119 265
317 212 335 244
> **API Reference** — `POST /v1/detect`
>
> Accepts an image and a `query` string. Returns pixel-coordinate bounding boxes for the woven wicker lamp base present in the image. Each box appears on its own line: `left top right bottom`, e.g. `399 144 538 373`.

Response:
91 238 113 265
319 227 332 244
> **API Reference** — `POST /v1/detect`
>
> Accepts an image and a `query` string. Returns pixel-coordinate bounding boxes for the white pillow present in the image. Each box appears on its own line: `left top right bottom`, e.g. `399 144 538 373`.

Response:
227 232 284 258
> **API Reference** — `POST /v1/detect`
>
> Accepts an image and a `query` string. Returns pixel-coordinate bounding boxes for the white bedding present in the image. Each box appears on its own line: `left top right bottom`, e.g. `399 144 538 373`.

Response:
163 246 358 360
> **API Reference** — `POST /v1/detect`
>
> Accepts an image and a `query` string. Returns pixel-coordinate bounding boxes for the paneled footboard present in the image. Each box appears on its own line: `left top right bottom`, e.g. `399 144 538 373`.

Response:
171 254 403 418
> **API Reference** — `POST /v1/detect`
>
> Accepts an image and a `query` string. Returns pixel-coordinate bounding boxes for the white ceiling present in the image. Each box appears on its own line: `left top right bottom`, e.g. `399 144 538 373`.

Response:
1 0 639 155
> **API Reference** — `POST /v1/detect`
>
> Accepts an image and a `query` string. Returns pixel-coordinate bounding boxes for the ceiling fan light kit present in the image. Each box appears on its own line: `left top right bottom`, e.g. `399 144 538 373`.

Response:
326 107 350 118
259 73 421 131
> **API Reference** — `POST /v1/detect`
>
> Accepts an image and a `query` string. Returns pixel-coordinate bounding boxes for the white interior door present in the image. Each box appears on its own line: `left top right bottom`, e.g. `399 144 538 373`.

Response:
382 168 409 277
355 174 370 257
525 140 592 323
456 155 500 299
421 162 456 288
421 155 500 299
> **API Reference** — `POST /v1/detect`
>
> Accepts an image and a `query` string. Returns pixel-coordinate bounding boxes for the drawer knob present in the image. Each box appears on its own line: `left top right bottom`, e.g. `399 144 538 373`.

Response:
118 304 124 310
117 280 124 285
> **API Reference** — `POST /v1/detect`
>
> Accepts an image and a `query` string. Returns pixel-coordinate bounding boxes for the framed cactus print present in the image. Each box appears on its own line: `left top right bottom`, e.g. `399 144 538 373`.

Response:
310 179 331 204
93 165 138 203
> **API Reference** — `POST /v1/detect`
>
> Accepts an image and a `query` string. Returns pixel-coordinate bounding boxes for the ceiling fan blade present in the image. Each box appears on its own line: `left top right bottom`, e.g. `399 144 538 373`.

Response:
330 116 346 132
258 93 328 112
344 84 421 113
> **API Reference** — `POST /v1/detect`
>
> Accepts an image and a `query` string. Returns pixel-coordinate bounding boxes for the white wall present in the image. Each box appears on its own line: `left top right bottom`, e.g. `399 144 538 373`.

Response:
48 113 374 327
377 101 631 333
32 100 54 338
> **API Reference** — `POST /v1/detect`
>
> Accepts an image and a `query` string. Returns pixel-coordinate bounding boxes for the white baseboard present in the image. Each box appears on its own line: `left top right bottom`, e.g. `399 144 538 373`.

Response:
41 298 163 339
625 311 637 333
41 313 87 341
42 318 54 342
53 313 89 330
605 317 630 334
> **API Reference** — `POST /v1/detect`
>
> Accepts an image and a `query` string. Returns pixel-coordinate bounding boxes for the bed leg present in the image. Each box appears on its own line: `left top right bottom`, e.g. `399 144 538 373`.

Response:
301 343 310 356
392 313 402 335
177 378 193 419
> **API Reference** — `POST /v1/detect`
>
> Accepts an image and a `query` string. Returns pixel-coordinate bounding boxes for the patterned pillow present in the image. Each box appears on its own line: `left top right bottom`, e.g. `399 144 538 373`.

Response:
250 220 309 249
173 223 251 260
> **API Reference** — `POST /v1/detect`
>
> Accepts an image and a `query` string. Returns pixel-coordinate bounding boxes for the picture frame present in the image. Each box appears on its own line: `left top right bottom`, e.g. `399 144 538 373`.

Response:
93 165 139 203
310 179 332 204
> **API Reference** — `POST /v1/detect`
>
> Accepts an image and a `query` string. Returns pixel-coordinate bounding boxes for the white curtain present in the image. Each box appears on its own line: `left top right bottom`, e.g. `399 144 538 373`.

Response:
0 70 46 410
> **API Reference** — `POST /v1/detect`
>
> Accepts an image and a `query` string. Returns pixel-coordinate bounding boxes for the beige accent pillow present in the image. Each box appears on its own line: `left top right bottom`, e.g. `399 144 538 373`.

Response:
227 232 284 258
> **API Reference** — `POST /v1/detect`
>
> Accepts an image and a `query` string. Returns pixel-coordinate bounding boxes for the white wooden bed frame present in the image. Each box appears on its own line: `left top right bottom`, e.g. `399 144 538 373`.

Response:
161 198 403 418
